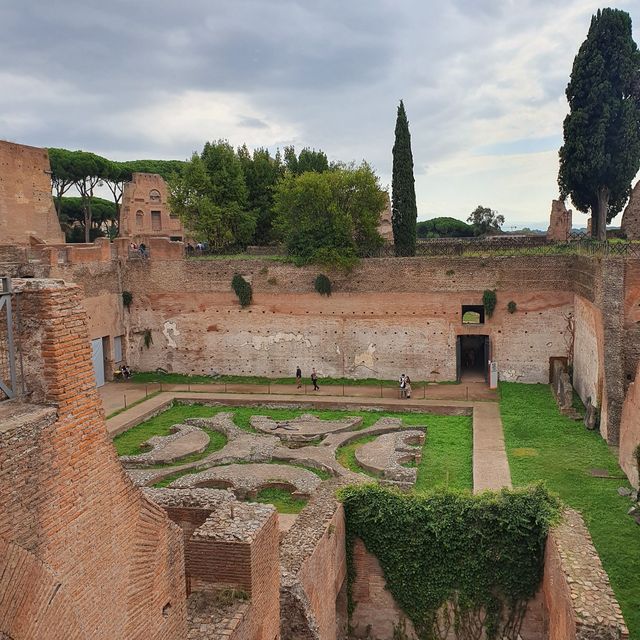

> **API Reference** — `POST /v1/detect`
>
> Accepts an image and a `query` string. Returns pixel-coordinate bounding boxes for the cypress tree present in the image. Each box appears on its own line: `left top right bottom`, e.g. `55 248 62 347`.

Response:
392 100 418 256
558 9 640 240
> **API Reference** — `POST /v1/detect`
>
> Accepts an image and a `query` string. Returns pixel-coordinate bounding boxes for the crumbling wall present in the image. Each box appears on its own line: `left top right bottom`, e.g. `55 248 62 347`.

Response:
621 180 640 240
619 361 640 487
0 140 63 245
0 279 186 640
280 483 348 640
542 510 628 640
122 256 573 384
546 199 572 242
120 172 184 240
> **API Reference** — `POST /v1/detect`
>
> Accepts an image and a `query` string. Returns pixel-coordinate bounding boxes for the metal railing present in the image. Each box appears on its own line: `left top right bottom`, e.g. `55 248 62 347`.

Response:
0 277 17 401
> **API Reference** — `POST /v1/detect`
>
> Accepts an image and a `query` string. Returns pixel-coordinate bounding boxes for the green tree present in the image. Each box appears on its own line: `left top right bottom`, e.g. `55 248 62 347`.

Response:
237 145 284 244
59 196 116 242
391 100 418 256
103 161 133 236
168 142 256 250
558 8 640 240
467 205 505 236
416 217 474 238
283 146 329 175
48 148 77 220
273 163 385 267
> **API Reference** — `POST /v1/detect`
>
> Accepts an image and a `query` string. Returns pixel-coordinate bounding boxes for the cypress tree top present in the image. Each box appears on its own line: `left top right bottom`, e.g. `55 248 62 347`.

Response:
392 100 418 256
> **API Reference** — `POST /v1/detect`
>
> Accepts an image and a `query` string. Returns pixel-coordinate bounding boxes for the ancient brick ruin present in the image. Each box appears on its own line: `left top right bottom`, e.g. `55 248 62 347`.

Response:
621 180 640 240
0 139 638 640
546 199 572 242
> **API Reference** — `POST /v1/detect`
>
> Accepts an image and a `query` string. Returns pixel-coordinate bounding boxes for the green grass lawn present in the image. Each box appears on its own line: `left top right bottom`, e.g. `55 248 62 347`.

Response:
500 383 639 639
113 404 227 464
130 371 440 387
253 487 308 513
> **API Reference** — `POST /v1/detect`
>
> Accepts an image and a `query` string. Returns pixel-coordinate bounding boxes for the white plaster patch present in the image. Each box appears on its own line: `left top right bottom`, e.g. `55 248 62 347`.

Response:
499 369 520 382
247 332 312 350
163 321 180 348
354 343 377 372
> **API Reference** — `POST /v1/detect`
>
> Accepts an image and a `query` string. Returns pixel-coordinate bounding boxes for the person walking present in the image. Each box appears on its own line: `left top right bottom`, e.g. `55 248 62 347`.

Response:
296 366 302 389
311 368 319 391
399 373 406 399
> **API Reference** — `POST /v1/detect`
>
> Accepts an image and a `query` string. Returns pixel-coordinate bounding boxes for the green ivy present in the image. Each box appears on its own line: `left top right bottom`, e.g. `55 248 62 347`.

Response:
507 301 517 314
122 290 133 310
483 289 497 318
338 483 559 640
232 274 253 307
314 273 332 296
143 329 153 349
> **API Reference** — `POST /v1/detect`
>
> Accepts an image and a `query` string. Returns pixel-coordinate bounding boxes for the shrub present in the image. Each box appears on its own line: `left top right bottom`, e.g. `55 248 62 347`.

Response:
314 274 332 296
143 329 153 349
232 274 253 307
483 289 497 317
122 290 133 310
339 483 559 640
507 300 517 314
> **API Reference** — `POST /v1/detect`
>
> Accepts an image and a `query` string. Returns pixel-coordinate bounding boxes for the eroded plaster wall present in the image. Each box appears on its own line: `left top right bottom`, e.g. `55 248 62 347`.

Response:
122 257 574 384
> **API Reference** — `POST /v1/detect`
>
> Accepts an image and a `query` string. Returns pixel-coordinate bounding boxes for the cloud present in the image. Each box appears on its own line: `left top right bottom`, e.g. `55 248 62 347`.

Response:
0 0 638 226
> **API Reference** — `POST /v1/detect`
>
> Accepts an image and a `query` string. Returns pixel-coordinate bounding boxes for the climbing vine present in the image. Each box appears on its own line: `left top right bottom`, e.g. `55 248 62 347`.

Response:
507 301 517 314
482 289 497 318
231 274 253 307
122 290 133 310
339 483 559 640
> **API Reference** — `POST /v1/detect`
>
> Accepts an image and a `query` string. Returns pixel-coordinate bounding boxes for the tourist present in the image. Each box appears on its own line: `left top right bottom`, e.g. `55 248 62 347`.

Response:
121 365 132 379
311 368 319 391
296 366 302 388
129 241 137 252
139 242 147 258
399 373 406 398
405 375 412 399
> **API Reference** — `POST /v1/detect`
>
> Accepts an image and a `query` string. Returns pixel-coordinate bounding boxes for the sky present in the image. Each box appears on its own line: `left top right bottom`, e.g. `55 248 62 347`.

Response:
1 0 639 230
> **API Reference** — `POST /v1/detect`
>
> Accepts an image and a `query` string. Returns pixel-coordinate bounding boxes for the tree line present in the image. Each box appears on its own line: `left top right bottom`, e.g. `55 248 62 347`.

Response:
48 148 184 242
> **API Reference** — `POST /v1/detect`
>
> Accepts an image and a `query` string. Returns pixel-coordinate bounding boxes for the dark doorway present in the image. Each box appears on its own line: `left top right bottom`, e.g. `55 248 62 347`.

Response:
456 335 489 382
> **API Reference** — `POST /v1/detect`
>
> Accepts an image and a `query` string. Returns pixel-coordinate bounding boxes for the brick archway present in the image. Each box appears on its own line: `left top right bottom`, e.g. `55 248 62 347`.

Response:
0 538 83 640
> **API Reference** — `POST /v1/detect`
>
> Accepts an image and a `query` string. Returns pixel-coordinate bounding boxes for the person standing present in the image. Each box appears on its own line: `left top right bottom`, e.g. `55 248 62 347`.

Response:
311 368 319 391
399 373 406 399
296 366 302 389
405 375 412 399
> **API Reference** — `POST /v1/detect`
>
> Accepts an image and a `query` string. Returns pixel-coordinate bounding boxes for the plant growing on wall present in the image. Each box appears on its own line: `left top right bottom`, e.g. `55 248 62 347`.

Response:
507 301 517 314
231 274 253 307
122 290 133 311
339 483 559 640
483 289 497 318
143 329 153 349
314 274 332 296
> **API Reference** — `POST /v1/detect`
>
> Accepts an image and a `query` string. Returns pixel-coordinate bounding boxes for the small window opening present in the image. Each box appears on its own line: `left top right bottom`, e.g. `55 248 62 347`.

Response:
462 305 485 324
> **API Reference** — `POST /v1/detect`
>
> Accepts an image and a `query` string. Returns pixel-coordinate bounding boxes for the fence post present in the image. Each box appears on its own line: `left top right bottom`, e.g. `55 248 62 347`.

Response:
124 394 127 409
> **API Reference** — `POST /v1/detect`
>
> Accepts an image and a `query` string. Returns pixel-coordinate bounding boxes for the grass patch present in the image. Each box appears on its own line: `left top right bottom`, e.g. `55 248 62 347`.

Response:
252 487 307 513
413 416 473 492
336 435 378 476
152 468 197 488
131 371 432 388
500 382 639 639
113 403 226 458
106 391 161 419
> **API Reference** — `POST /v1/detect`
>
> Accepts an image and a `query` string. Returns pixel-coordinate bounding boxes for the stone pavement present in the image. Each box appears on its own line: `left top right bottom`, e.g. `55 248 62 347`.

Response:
99 379 497 418
106 386 512 494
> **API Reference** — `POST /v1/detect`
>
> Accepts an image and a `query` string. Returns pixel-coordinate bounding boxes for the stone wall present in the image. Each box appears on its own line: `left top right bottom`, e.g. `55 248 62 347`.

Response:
122 256 574 384
621 180 640 240
546 199 572 242
280 483 349 640
0 140 63 245
619 360 640 488
0 279 186 639
542 509 628 640
120 172 185 241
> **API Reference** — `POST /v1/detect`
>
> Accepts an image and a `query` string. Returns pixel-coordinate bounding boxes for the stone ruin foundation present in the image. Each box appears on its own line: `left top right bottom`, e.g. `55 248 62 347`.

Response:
0 278 631 639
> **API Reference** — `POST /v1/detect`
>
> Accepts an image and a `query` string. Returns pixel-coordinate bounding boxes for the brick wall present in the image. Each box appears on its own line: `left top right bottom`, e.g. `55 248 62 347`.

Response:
619 360 640 487
0 279 186 639
122 256 573 384
0 140 63 245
